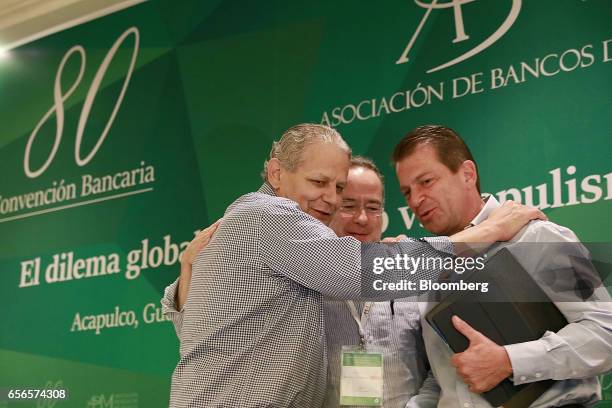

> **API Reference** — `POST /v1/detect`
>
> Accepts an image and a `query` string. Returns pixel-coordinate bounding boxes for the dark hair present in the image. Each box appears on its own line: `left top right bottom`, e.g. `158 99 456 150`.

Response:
350 156 385 201
391 125 480 193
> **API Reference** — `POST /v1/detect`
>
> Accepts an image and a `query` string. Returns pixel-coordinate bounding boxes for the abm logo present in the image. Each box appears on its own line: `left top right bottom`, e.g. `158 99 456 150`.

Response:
396 0 522 73
86 394 114 408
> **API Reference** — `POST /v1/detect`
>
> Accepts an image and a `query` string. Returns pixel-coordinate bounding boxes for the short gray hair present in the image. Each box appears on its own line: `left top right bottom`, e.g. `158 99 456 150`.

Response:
262 123 351 181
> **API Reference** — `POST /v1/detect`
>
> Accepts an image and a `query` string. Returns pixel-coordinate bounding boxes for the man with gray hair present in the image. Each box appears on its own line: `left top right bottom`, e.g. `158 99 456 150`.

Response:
162 123 543 407
168 156 441 408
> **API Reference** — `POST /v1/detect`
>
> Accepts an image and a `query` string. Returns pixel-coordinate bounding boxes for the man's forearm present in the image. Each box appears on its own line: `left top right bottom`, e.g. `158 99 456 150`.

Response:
176 262 192 310
160 278 185 340
449 224 497 255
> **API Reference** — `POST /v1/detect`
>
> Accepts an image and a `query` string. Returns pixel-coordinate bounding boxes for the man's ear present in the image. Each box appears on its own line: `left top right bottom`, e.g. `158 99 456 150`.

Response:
267 158 282 190
461 160 478 189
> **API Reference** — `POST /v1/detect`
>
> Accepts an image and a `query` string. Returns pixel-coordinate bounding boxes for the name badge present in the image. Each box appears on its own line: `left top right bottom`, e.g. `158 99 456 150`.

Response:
340 347 383 406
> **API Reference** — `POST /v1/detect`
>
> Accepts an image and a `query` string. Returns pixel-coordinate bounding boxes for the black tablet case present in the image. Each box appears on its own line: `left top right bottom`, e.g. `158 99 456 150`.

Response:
425 248 568 408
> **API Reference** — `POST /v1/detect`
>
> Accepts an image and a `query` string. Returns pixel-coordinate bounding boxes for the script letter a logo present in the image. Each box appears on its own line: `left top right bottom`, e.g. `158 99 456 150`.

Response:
396 0 522 73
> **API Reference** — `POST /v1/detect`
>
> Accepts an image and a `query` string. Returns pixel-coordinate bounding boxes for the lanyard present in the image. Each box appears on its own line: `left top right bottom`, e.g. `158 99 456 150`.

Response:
346 301 370 346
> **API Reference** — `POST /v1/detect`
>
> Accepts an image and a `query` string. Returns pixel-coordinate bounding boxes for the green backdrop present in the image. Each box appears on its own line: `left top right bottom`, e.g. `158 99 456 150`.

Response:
0 0 610 406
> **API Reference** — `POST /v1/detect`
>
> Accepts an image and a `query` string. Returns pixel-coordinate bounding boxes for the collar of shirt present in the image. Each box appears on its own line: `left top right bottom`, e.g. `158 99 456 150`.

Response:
468 194 500 227
258 182 276 196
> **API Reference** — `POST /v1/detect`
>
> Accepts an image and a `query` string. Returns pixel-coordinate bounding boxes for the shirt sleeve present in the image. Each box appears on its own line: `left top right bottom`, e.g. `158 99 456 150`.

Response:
502 222 612 385
258 198 454 300
160 277 185 341
404 370 441 408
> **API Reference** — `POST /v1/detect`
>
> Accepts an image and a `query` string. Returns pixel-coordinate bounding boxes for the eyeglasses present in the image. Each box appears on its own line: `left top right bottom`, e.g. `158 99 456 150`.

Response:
339 201 383 217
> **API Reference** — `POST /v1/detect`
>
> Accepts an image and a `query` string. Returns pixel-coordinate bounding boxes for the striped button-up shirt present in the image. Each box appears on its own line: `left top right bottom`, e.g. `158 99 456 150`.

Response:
162 183 452 407
323 299 440 408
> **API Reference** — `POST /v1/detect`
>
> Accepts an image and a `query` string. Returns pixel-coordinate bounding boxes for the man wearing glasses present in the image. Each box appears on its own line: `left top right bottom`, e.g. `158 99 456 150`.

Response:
324 156 439 408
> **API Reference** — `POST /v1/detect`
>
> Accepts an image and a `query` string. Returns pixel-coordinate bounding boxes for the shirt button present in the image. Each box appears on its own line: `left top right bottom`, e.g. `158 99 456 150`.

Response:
535 373 542 378
520 376 527 381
